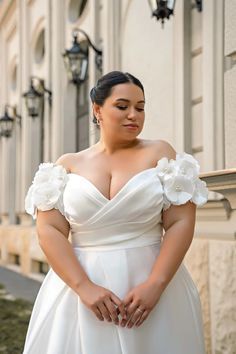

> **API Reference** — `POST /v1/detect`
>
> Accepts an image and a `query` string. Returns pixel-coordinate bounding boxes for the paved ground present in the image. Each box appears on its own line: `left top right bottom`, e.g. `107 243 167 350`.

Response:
0 266 42 303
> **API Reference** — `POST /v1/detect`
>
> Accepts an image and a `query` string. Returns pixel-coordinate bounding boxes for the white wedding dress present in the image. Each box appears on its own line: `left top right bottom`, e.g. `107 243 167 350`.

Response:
23 152 208 354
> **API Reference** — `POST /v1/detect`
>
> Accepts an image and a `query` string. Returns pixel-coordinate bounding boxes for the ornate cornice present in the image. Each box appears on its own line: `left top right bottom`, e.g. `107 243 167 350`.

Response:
200 169 236 211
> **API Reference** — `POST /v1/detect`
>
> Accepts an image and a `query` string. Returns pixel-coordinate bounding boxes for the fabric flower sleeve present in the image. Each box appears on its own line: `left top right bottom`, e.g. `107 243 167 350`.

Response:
156 152 208 211
25 163 69 219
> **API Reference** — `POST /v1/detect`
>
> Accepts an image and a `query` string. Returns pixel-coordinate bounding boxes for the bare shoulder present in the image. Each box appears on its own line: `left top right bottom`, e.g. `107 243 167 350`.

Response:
144 139 176 160
55 147 93 172
55 153 76 172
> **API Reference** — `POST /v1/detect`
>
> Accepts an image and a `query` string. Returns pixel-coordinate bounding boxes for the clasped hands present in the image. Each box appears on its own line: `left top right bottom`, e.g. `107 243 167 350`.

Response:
78 278 163 328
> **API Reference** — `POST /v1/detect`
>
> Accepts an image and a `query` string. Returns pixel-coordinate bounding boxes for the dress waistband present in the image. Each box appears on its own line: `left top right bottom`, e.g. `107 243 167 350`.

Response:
72 239 162 252
70 223 163 251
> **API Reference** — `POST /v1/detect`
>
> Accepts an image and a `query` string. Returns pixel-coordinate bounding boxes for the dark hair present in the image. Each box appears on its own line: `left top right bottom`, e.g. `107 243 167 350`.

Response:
90 71 144 124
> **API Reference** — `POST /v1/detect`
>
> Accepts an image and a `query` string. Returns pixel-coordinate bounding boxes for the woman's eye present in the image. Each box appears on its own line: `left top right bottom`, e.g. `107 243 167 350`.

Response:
117 106 127 110
116 106 144 111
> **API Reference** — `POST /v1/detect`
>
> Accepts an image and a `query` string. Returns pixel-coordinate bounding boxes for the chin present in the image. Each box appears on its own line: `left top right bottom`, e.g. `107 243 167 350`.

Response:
124 132 141 140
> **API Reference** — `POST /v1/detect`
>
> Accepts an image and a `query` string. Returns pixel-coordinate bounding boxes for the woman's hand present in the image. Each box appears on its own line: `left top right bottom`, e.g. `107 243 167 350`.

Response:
121 280 163 328
77 279 126 325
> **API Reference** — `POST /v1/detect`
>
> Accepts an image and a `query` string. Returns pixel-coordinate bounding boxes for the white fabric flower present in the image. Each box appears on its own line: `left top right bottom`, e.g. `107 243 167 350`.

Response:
164 175 194 205
175 153 200 179
156 152 208 210
25 163 68 219
191 179 208 206
156 157 174 180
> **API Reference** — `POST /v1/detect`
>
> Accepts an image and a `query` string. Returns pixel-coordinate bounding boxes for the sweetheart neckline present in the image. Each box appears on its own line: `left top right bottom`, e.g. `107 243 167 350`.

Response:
68 167 158 202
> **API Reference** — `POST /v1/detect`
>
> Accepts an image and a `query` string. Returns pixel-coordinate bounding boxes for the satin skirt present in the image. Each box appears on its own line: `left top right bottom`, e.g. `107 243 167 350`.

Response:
23 243 206 354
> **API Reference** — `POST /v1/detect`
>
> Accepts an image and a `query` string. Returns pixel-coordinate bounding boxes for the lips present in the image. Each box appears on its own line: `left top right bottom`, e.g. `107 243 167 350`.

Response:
123 124 139 128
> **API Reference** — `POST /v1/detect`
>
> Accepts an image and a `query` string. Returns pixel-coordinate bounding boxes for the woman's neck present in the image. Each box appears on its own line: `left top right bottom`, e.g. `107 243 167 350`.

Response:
96 136 140 155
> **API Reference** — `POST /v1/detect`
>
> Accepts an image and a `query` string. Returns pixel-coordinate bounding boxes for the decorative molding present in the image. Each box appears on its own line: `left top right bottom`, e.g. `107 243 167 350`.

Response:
192 146 203 154
26 0 36 6
200 169 236 210
103 0 121 71
30 16 45 48
202 0 224 172
196 199 231 221
191 96 202 105
0 0 14 25
5 17 16 41
191 47 203 57
173 0 191 152
224 51 236 72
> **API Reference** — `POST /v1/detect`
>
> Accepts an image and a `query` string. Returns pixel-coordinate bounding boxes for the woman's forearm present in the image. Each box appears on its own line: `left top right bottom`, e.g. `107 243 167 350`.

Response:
148 219 195 292
38 225 89 294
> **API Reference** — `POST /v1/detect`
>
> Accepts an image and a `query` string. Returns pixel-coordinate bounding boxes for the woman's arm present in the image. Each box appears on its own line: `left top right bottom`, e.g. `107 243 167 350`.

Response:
121 202 196 328
36 209 126 324
36 209 89 293
148 201 196 290
147 140 196 289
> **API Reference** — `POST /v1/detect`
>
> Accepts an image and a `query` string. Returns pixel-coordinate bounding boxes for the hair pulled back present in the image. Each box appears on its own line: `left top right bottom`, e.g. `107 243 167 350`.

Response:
90 71 144 124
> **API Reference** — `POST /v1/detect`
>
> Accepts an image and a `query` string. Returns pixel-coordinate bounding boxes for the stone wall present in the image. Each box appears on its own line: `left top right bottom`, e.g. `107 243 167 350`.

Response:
185 239 211 353
0 224 47 281
185 231 236 354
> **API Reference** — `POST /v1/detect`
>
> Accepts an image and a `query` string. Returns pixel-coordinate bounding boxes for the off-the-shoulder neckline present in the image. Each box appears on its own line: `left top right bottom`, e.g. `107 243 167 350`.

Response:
61 152 195 202
68 167 158 202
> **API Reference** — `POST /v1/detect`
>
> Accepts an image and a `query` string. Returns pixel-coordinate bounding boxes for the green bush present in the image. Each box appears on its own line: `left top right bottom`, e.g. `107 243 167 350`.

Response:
0 284 32 354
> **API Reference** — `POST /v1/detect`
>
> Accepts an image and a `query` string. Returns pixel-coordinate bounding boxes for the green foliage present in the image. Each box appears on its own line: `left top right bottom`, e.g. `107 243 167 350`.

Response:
0 284 32 354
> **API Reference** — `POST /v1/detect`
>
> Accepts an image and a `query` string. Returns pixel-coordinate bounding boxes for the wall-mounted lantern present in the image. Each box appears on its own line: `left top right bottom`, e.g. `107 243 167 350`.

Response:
62 28 102 85
148 0 176 27
23 77 52 118
0 105 21 138
194 0 202 12
148 0 202 27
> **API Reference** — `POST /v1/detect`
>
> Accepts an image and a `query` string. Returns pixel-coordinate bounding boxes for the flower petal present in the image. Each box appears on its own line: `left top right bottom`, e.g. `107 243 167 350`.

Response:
156 152 208 209
25 163 68 219
191 179 208 206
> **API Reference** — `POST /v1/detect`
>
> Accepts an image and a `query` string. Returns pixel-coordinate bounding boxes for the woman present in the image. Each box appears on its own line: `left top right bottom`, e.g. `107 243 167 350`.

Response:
24 71 208 354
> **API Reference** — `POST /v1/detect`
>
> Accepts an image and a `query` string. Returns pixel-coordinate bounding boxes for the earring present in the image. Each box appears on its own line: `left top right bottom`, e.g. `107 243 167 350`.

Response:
96 117 100 126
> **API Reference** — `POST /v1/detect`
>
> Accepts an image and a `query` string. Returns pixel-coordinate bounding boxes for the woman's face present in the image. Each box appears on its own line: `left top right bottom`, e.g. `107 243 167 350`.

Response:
94 83 145 140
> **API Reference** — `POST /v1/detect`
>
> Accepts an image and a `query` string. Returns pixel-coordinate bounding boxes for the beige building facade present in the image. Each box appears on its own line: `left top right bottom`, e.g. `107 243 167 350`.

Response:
0 0 235 353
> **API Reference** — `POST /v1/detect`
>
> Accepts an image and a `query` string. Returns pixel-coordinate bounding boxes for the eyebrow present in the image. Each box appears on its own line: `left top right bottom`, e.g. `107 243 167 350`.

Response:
115 98 145 104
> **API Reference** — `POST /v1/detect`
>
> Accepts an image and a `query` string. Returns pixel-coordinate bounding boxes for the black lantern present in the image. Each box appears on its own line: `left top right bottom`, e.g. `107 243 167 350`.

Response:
23 77 52 118
63 28 102 85
148 0 176 27
0 105 19 138
194 0 202 12
23 78 43 117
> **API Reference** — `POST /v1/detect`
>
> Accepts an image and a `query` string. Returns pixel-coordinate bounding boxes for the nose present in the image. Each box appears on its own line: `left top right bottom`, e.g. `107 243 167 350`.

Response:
127 107 137 120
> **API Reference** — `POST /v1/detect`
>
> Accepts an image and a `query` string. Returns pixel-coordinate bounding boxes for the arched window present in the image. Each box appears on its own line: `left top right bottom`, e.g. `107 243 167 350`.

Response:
68 0 88 23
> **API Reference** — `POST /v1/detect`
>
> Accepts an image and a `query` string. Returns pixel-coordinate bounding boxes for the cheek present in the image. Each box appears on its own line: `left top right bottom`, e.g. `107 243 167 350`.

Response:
139 112 145 123
109 108 125 122
102 113 123 129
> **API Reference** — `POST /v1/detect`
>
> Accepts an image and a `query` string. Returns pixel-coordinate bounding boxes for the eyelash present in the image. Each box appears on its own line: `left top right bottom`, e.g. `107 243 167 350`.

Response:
117 106 144 112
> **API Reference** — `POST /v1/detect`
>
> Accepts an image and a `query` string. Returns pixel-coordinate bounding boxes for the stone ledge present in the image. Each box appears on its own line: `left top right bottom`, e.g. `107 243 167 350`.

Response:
196 199 231 221
200 168 236 210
